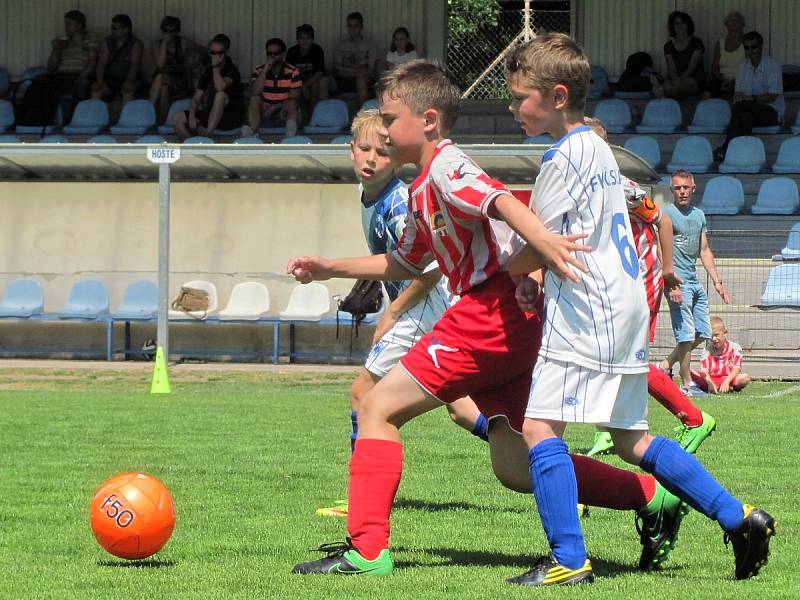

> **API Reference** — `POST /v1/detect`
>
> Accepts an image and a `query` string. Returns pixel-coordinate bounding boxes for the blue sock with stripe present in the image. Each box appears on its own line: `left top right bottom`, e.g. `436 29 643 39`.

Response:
350 410 358 454
529 438 586 569
640 436 744 532
470 413 489 441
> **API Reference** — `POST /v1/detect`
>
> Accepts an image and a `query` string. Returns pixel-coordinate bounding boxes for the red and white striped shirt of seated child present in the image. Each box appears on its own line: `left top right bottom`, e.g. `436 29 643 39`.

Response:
691 315 752 394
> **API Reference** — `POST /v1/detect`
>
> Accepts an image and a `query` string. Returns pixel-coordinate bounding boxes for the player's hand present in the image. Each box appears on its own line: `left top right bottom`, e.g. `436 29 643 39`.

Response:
663 271 682 292
515 275 540 313
715 281 730 304
541 232 591 283
718 379 730 393
668 284 683 304
287 256 333 283
372 311 398 345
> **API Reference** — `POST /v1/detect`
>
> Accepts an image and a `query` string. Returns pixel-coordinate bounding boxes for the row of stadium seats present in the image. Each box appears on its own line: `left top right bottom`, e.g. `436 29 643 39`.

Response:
697 177 800 215
0 133 352 145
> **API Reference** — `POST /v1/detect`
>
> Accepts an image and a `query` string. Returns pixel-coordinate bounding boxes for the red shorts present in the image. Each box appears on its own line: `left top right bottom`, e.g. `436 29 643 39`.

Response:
400 273 542 433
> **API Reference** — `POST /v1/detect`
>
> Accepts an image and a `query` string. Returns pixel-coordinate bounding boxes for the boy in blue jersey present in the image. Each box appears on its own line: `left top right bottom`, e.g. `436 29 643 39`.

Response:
502 33 775 586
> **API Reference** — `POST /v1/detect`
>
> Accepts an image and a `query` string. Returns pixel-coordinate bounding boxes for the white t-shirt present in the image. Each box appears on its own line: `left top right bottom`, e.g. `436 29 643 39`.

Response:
386 49 418 68
532 126 649 374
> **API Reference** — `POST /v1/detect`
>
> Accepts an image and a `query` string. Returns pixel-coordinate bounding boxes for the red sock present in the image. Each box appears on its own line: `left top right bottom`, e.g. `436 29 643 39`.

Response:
648 363 703 427
347 439 403 560
571 454 656 511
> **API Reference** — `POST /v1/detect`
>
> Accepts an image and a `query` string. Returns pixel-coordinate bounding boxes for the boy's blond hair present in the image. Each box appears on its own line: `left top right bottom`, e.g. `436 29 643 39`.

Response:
710 315 726 330
583 116 608 141
350 108 383 142
376 59 461 133
505 32 590 113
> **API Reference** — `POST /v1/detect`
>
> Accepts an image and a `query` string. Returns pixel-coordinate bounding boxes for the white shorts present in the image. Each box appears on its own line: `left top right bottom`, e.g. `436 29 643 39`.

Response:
525 358 649 430
364 337 411 377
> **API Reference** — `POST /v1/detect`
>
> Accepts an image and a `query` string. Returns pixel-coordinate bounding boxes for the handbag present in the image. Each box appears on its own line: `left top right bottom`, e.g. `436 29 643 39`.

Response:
171 286 209 319
336 279 383 338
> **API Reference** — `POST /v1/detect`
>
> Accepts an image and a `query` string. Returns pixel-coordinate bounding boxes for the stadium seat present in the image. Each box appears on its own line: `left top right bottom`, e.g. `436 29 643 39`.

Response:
752 124 781 134
687 98 731 133
110 99 156 135
258 125 285 135
623 135 661 170
110 280 158 320
158 98 191 134
718 136 766 173
62 99 109 135
792 112 800 135
666 135 714 173
87 135 117 143
592 99 631 133
751 177 800 214
636 98 682 133
39 134 68 143
771 137 800 173
281 135 313 144
697 176 745 215
169 280 218 320
303 99 349 134
212 127 240 136
218 282 270 320
587 65 609 99
14 65 46 99
0 278 44 318
57 279 109 320
613 90 652 99
233 136 264 144
0 67 9 95
183 136 214 144
279 283 330 321
330 135 352 144
0 99 13 132
0 134 20 143
760 264 800 306
361 98 379 111
781 222 800 258
523 135 553 145
134 135 166 144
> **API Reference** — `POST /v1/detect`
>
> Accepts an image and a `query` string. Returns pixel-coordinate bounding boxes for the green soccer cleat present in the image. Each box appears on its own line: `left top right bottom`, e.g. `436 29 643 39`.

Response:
292 539 393 576
674 411 717 454
316 501 349 517
586 431 615 457
636 483 686 570
724 504 777 580
507 555 594 586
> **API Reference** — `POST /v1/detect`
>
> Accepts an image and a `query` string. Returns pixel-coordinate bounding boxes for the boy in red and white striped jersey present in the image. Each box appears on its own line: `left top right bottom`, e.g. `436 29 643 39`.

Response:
692 315 751 393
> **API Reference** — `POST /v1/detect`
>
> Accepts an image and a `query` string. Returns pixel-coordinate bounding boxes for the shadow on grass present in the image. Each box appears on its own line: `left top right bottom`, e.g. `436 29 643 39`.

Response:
394 497 527 514
97 559 176 568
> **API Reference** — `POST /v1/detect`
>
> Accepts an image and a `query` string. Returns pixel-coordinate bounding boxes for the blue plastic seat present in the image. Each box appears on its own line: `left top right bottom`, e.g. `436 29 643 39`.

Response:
183 136 215 144
613 90 652 99
587 65 609 99
281 135 313 144
760 264 800 306
234 136 264 144
697 176 745 215
304 99 349 134
666 135 713 173
87 134 117 143
63 99 109 135
0 134 21 143
158 98 191 134
57 279 109 320
0 99 13 133
0 278 44 318
110 280 158 320
718 135 766 173
623 135 661 170
752 124 781 134
360 98 379 111
635 98 682 133
212 127 241 136
592 99 631 133
0 67 9 94
781 222 800 258
751 177 800 214
134 135 166 144
523 135 553 145
687 98 731 134
39 134 68 143
110 99 156 135
330 134 352 144
772 137 800 173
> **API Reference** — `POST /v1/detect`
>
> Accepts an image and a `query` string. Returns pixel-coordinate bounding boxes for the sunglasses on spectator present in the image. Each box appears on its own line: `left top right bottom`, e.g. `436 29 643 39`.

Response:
209 49 225 55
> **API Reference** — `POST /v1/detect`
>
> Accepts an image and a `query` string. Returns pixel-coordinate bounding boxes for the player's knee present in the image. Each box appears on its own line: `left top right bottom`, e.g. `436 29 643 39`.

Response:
736 373 751 389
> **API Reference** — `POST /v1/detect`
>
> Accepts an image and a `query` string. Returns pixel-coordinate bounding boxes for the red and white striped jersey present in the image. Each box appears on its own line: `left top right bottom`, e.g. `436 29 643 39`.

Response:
700 340 744 377
392 140 525 295
630 214 663 314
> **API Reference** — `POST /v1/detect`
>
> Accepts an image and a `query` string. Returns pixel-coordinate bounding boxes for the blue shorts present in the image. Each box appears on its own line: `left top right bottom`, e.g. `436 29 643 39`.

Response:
667 279 711 343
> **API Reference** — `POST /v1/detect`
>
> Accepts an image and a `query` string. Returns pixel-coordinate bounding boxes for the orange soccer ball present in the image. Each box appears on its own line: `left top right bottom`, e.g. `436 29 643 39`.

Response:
89 472 176 560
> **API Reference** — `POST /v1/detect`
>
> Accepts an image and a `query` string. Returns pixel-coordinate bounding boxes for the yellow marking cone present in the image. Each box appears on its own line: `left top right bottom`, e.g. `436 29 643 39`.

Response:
150 346 171 394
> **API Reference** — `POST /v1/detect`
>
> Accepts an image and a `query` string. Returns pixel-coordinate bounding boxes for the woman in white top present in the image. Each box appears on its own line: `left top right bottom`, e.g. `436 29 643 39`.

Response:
706 11 745 97
384 27 418 71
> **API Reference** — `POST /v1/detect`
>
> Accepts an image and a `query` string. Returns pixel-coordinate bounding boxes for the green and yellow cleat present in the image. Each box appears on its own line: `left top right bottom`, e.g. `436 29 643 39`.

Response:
507 555 594 586
586 431 615 457
636 483 686 570
292 539 393 576
674 411 717 454
725 504 777 580
316 500 348 517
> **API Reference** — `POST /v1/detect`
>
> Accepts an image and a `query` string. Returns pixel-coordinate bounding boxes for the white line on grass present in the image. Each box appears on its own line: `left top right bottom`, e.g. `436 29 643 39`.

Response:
749 384 800 400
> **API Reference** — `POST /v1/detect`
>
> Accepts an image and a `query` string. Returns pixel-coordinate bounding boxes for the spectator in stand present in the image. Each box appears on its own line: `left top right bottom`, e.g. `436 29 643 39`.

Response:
149 16 201 123
383 27 418 72
705 11 745 98
242 38 302 139
651 11 705 99
92 14 144 105
691 316 751 394
173 34 243 139
18 10 97 125
286 24 330 105
616 51 657 94
332 11 376 104
713 31 784 161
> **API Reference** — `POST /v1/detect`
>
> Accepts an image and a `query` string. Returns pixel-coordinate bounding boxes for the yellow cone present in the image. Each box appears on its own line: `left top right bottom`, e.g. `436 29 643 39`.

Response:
150 346 171 394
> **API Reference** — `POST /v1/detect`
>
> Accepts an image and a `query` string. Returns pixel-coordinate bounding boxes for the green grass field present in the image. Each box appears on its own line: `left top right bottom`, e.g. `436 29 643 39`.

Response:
0 368 797 599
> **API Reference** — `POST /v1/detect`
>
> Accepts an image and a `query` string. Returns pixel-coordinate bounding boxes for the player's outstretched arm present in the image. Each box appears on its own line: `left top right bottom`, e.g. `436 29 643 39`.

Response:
287 253 414 283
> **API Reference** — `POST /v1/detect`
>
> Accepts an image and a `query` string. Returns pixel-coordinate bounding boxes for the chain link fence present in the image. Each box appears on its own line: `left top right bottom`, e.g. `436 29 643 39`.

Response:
447 1 571 99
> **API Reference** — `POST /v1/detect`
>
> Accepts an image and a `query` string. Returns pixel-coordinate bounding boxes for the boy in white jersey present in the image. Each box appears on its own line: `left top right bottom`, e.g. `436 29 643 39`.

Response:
504 33 774 585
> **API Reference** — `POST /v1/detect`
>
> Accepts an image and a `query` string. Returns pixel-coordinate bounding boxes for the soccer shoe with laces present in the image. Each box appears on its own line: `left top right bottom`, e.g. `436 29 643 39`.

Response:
292 539 393 576
315 500 349 517
674 411 717 454
725 504 777 579
507 555 593 586
586 431 615 457
636 483 686 570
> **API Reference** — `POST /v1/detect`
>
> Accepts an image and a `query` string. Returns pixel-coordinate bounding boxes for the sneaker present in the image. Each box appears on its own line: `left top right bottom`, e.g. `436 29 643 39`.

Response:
674 411 717 454
578 503 590 519
240 124 255 138
683 382 707 398
316 501 349 517
507 555 594 586
292 539 393 576
724 505 777 580
586 431 615 457
636 483 686 570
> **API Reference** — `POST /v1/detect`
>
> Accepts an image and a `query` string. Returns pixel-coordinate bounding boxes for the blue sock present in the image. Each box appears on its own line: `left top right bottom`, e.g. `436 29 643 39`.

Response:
350 410 358 454
640 436 744 532
529 438 586 569
470 413 489 441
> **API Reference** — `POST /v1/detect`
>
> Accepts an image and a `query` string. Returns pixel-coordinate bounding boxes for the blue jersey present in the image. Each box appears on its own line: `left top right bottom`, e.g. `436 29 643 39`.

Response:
663 203 706 281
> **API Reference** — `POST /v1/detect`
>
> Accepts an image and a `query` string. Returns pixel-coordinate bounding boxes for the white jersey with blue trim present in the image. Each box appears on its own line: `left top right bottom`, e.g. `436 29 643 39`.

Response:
360 177 451 347
532 126 649 374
